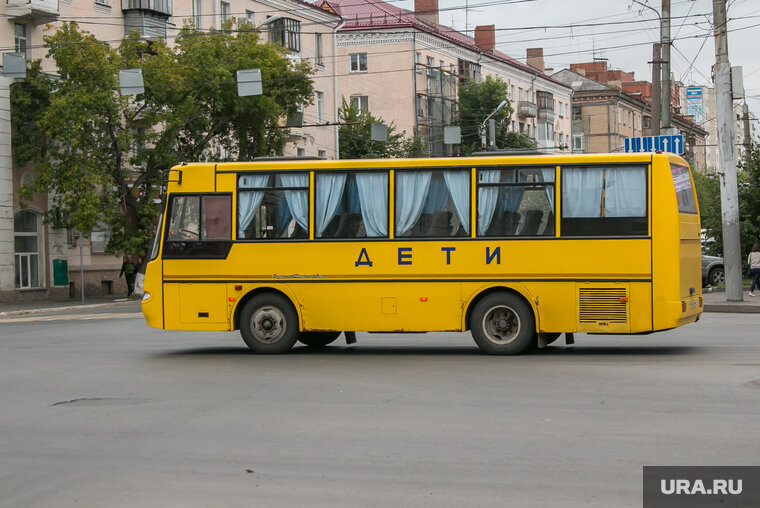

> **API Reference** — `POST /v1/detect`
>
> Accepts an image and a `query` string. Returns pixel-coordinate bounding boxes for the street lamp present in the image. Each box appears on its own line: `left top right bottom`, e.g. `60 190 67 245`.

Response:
481 99 508 150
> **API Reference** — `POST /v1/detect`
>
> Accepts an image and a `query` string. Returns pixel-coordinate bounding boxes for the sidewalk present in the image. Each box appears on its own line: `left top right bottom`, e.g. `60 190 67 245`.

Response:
0 294 141 318
701 287 760 313
1 289 759 318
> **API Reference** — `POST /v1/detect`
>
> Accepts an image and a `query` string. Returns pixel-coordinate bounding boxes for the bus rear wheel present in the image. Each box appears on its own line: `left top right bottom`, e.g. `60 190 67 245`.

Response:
470 293 535 355
239 294 299 354
298 331 341 348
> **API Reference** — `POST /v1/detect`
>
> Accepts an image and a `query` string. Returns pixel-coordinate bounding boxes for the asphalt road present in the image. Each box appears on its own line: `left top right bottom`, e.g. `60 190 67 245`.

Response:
1 309 759 507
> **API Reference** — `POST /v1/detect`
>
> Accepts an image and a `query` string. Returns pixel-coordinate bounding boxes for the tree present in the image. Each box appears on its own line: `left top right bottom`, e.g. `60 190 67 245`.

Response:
338 99 424 159
695 146 760 260
12 21 315 257
457 75 534 155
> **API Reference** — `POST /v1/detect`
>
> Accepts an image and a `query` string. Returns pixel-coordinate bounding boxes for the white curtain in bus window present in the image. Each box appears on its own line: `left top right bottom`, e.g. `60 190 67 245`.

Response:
477 170 500 235
238 174 268 238
477 167 554 237
355 173 388 237
318 173 388 238
396 170 470 237
316 173 347 237
280 174 309 231
670 164 698 214
396 171 431 236
562 167 645 217
604 167 646 217
562 168 603 217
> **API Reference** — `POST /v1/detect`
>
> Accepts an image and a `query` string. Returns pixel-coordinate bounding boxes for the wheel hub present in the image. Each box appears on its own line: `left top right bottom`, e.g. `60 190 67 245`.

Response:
483 305 520 345
251 307 285 342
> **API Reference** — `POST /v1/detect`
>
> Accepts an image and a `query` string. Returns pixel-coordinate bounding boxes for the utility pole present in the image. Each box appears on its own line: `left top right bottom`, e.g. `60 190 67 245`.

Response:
713 0 743 301
743 102 751 153
651 43 662 137
661 0 672 131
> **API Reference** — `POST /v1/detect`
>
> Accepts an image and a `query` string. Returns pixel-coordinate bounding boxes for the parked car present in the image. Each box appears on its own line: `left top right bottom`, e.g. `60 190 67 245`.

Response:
702 254 725 287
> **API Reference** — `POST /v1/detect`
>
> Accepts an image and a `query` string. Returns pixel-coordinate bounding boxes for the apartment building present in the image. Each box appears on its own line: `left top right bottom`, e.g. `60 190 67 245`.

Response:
0 0 340 302
553 66 707 172
319 0 572 156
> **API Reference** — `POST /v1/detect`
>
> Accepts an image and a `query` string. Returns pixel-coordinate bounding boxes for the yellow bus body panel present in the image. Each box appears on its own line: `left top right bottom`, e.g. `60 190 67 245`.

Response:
143 153 703 338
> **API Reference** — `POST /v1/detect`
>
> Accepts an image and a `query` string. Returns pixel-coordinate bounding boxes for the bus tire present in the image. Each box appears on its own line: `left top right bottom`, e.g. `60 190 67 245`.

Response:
298 331 341 348
239 293 299 354
470 293 535 355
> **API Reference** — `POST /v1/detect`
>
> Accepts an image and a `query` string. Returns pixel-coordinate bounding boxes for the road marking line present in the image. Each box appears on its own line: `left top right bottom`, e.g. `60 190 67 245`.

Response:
1 312 144 323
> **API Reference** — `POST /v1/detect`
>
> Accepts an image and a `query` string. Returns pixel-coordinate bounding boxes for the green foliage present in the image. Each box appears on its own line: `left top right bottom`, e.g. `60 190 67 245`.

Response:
457 75 533 155
11 21 315 257
338 99 422 159
696 146 760 258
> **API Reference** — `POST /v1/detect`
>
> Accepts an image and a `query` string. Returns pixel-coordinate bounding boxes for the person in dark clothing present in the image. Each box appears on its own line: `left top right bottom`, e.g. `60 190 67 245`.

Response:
120 255 136 296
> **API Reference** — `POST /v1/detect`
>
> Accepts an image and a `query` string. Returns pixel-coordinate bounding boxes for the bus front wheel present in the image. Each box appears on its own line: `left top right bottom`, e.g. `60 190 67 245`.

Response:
239 294 299 354
470 293 535 355
298 331 341 348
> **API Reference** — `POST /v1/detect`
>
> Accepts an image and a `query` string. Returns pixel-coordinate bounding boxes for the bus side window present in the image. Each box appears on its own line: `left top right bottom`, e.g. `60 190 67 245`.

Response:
560 165 648 237
316 172 389 239
395 170 470 238
238 173 309 240
164 194 232 258
476 167 555 237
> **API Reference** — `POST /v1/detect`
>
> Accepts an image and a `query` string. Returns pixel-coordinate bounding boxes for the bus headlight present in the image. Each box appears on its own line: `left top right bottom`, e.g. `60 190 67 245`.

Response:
142 292 151 302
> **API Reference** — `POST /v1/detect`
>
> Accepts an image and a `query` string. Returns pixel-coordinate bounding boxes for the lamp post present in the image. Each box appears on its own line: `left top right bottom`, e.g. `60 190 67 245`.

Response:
480 99 507 150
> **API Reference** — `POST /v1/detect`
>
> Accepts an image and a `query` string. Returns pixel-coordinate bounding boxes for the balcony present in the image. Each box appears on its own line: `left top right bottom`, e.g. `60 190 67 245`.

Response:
121 0 171 16
517 101 537 118
6 0 59 22
538 107 554 123
536 90 554 123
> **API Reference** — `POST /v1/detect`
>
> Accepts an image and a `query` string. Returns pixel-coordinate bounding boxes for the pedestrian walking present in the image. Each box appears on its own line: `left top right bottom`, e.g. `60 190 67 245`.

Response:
120 255 137 296
748 244 760 297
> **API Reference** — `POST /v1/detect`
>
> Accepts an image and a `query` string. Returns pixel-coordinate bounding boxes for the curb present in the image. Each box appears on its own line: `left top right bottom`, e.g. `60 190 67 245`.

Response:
0 300 140 318
703 304 760 314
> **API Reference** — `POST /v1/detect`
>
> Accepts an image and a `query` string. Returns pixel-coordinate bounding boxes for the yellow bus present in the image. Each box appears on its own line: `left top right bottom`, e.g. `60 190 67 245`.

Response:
141 153 703 355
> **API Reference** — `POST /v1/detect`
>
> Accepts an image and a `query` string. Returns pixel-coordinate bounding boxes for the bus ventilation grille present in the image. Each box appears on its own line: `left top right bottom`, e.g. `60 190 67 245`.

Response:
578 288 628 323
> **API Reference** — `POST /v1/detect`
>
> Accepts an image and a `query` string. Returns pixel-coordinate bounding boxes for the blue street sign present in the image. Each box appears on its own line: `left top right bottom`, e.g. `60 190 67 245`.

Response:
624 135 684 155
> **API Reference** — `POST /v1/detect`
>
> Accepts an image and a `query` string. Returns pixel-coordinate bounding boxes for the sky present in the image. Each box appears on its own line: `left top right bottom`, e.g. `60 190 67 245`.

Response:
397 0 760 138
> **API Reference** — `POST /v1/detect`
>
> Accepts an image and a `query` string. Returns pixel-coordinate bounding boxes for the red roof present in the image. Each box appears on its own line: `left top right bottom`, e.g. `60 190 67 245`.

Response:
318 0 569 87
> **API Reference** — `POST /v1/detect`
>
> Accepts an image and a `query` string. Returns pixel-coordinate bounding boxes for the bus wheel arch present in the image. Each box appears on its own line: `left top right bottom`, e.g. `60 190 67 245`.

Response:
465 287 537 355
233 287 301 331
238 290 300 354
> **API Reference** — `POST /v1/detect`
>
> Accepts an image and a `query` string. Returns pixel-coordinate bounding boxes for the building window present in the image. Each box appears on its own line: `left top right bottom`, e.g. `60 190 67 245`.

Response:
245 10 254 24
457 59 481 85
573 134 584 152
518 88 524 101
269 18 301 53
316 91 324 123
511 85 515 99
315 33 323 65
318 150 326 158
220 1 230 23
350 53 367 72
14 210 41 289
192 0 201 29
350 95 369 112
14 24 28 57
415 52 422 73
297 148 305 157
